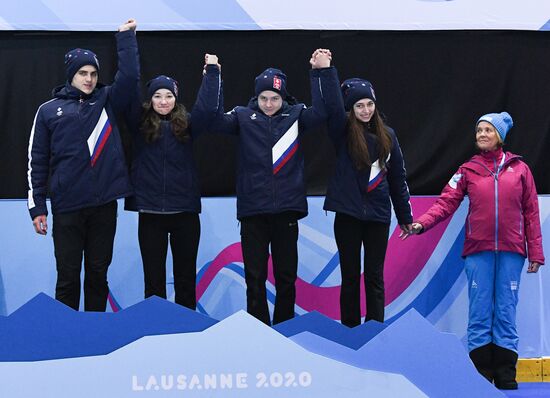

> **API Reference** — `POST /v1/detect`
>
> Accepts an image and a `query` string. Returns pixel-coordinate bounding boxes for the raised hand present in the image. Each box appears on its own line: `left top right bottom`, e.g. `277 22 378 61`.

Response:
205 53 219 65
310 48 332 69
203 53 221 75
119 19 137 32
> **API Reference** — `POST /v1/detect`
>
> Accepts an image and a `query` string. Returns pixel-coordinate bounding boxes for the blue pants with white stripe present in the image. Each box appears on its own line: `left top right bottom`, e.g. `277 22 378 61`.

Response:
464 251 525 352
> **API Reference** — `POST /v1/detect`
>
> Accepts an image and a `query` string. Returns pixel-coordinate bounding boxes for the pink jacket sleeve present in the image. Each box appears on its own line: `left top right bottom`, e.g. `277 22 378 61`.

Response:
416 167 468 232
521 165 545 264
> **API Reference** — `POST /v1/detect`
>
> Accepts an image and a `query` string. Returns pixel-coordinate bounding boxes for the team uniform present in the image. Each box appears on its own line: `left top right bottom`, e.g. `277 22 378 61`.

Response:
212 66 341 325
27 30 138 311
125 66 221 308
323 77 412 325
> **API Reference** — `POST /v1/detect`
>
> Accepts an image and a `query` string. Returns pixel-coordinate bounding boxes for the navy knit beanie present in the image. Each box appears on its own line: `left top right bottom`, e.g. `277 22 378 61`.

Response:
254 68 287 98
146 75 179 99
477 112 513 141
341 78 376 111
64 48 100 82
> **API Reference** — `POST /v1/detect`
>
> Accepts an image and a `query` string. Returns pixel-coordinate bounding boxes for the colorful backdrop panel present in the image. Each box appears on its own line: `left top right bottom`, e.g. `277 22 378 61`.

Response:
1 196 549 357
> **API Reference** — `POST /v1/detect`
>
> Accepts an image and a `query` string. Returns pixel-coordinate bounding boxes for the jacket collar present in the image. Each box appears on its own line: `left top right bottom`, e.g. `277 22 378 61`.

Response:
52 82 102 101
465 149 521 175
478 147 503 162
247 97 293 117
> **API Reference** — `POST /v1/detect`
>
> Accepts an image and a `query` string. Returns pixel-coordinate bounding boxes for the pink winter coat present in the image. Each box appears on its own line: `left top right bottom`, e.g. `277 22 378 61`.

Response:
417 149 544 264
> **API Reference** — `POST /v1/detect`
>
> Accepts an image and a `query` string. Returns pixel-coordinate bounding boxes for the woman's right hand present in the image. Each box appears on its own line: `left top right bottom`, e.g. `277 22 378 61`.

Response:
400 222 423 240
527 261 542 273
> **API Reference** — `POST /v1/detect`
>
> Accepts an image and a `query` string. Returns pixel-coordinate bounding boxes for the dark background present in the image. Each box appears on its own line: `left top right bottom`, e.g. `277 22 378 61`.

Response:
1 29 549 198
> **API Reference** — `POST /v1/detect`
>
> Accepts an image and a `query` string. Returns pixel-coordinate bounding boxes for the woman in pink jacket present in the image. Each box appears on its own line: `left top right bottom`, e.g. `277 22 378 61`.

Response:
405 112 544 390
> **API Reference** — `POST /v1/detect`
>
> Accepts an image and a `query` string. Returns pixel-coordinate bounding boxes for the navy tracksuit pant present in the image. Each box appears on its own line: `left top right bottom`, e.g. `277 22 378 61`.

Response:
240 212 299 326
138 212 200 310
52 200 117 311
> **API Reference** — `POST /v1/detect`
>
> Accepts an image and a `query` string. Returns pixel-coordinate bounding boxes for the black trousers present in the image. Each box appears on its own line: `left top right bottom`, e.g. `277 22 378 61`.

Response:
138 212 200 310
240 212 299 326
52 200 117 311
334 212 389 326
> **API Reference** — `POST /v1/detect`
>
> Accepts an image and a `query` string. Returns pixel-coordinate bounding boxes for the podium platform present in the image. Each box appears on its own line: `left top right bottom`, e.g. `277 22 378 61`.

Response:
0 294 508 397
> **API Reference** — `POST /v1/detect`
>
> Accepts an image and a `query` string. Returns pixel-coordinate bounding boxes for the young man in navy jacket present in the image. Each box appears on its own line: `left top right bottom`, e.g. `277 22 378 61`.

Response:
27 19 139 311
211 50 339 325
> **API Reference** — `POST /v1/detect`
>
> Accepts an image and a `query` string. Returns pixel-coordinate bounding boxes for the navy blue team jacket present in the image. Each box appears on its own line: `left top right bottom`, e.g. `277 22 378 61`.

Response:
323 75 412 225
27 30 138 219
125 65 221 213
211 66 341 220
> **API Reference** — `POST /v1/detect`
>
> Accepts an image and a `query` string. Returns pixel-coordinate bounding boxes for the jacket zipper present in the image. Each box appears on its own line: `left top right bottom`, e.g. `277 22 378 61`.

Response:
493 154 506 251
494 158 499 252
469 155 506 251
81 96 100 204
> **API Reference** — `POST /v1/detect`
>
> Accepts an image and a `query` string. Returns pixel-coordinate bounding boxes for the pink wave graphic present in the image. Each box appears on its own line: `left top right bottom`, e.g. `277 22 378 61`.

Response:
384 197 453 304
196 198 453 319
107 291 121 312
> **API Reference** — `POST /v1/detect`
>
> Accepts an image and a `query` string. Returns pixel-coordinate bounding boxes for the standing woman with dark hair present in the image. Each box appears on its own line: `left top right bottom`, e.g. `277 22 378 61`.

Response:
125 55 221 309
321 61 413 326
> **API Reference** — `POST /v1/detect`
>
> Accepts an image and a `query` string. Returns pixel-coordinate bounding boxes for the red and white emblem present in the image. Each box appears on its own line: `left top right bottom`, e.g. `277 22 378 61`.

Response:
273 76 282 90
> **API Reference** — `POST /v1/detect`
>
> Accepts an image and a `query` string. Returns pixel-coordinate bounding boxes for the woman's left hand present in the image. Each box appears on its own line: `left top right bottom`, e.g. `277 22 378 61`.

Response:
398 223 413 239
527 261 542 273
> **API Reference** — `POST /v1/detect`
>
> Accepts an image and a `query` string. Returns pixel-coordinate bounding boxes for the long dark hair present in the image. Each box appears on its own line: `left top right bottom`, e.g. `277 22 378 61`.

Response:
347 107 392 171
140 102 189 144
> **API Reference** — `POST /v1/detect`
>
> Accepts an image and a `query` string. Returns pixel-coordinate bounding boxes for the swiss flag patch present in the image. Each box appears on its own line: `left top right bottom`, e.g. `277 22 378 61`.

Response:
273 76 282 90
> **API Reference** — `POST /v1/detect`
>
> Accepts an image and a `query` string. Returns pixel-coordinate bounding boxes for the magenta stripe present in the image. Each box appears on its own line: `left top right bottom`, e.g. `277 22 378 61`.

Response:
195 198 458 320
384 197 453 305
107 291 121 312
